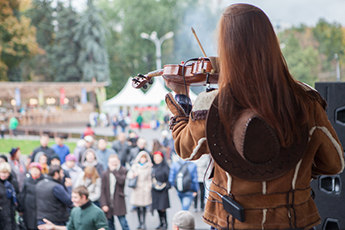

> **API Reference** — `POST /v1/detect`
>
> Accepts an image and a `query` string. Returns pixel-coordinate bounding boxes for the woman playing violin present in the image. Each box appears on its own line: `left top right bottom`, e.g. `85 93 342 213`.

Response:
164 3 344 230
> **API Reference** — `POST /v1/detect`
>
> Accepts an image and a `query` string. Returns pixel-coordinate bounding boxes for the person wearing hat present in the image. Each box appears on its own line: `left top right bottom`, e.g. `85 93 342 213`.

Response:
19 162 44 230
62 154 83 185
8 147 27 191
172 211 195 230
163 3 344 230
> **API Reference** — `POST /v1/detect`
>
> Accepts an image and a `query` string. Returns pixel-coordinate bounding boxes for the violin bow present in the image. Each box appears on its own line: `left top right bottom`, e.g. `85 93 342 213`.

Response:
191 27 207 57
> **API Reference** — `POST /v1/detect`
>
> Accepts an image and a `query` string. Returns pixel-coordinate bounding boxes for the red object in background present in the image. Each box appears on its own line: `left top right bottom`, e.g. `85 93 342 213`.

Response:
130 123 151 129
60 88 65 105
134 107 158 112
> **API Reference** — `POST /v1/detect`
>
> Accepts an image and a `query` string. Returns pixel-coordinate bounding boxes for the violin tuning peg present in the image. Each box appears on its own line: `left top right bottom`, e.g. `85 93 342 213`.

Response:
138 74 146 79
148 80 153 85
143 84 148 89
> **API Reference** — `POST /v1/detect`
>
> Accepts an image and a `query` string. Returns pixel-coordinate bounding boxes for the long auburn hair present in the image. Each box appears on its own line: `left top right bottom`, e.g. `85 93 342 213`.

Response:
217 4 313 147
83 165 100 184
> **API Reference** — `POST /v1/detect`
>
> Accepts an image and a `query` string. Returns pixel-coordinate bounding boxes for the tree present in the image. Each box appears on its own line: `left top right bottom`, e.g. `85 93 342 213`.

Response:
51 2 81 82
313 19 344 65
74 0 109 82
0 0 39 81
96 0 217 98
279 27 319 86
23 0 55 81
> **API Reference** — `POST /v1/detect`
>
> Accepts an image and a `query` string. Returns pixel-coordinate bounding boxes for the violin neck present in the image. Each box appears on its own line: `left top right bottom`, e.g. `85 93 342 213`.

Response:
147 69 164 78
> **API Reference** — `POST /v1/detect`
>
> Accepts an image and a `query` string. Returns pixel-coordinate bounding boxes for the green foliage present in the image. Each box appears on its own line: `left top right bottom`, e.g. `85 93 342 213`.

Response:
51 2 82 82
279 28 319 86
96 0 220 98
313 19 344 65
0 0 39 81
23 0 55 81
74 0 109 82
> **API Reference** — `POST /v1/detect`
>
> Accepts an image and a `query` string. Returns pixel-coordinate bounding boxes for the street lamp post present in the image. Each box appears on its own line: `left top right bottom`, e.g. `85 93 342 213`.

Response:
334 53 340 82
140 31 174 70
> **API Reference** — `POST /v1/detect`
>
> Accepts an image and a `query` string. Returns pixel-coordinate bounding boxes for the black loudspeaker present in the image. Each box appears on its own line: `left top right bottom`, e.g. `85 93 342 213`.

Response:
311 82 345 230
315 82 345 147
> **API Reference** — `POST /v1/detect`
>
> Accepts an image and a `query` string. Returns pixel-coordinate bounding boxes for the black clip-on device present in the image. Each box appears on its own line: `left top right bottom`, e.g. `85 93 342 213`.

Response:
221 195 245 222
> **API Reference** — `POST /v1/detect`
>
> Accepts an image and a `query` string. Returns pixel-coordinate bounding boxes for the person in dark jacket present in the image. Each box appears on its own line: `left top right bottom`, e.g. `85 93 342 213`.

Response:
100 154 130 230
36 165 73 226
31 134 56 165
111 132 130 166
19 162 44 230
151 151 171 230
0 162 18 230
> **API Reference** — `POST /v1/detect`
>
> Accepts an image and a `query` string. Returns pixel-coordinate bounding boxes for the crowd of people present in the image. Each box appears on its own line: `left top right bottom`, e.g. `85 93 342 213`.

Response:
0 130 210 230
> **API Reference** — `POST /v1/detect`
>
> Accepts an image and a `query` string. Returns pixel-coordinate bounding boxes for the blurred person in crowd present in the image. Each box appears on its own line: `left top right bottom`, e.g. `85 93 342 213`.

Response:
38 153 49 175
19 162 44 230
82 123 95 139
51 135 70 165
99 113 108 127
74 166 101 206
8 147 27 191
0 121 5 138
38 185 108 230
31 134 56 165
136 113 143 131
172 211 195 230
111 116 118 137
128 131 138 148
61 154 82 185
9 116 18 136
73 139 87 165
151 139 167 161
0 162 18 230
127 151 152 230
161 130 170 149
0 155 19 193
169 159 198 211
36 165 73 226
80 148 104 177
84 135 97 150
96 138 116 170
118 116 127 133
128 138 148 166
163 114 170 131
193 154 210 212
100 154 130 230
0 155 8 163
50 155 72 188
112 132 130 167
151 151 170 230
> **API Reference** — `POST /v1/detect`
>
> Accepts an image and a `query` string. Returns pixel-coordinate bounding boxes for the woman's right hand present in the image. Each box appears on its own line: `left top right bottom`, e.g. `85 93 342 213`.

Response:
102 206 109 212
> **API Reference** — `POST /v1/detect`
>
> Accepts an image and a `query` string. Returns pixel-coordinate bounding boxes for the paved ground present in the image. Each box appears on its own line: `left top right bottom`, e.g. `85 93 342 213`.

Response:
7 123 211 230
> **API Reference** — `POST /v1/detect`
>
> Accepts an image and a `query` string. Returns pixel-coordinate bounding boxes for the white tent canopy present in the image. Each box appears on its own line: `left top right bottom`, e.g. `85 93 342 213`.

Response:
102 77 199 115
102 78 146 114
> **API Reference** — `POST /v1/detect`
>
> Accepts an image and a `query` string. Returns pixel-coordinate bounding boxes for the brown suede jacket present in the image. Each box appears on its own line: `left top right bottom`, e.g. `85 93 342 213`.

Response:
165 86 344 230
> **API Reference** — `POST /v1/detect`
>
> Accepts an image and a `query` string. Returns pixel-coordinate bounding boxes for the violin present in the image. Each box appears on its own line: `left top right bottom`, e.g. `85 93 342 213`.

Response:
132 57 219 89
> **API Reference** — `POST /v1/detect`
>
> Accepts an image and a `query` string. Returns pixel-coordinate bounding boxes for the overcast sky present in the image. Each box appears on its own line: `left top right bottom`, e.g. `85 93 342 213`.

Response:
67 0 345 27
